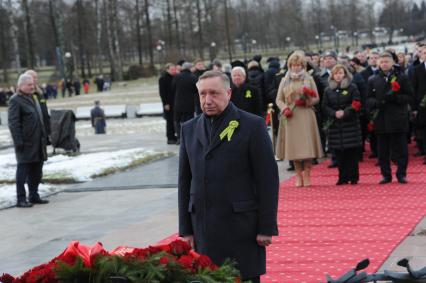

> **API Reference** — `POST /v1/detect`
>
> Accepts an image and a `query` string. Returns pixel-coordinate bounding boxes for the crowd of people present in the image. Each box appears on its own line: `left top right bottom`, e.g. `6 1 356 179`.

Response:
159 42 426 186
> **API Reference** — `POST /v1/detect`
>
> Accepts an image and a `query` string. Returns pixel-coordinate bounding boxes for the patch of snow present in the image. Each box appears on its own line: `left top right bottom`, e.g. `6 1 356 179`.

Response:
0 184 58 209
0 148 169 183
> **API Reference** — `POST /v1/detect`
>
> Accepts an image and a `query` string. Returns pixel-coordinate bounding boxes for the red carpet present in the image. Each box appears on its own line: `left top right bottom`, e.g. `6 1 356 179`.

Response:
263 147 426 282
161 146 426 282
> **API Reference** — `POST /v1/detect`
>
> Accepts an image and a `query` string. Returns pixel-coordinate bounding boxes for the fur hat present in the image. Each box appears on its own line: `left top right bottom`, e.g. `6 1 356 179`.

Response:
323 51 338 60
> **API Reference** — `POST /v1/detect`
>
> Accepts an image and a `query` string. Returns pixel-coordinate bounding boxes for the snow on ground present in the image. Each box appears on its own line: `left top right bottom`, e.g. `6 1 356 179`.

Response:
0 126 12 147
75 118 165 136
0 147 170 183
0 184 58 209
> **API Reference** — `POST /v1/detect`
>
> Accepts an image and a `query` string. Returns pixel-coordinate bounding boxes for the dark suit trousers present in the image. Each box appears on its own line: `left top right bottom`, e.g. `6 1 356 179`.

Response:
335 148 359 182
16 162 44 202
164 109 176 140
377 133 408 179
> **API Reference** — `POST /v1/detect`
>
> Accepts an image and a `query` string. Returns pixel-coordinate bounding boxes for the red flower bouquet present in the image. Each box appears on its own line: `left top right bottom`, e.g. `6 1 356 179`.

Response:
3 240 240 283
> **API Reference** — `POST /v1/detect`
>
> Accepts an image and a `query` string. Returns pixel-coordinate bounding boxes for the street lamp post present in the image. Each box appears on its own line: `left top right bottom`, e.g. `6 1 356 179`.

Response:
64 52 73 81
353 32 359 48
209 41 217 61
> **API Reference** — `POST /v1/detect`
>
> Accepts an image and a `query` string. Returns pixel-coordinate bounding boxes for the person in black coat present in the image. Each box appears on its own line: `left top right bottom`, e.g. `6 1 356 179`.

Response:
367 52 414 184
360 52 380 158
411 46 426 164
247 60 267 113
172 62 198 143
8 74 49 208
90 100 106 134
230 66 263 117
179 71 279 283
322 65 362 185
159 63 177 144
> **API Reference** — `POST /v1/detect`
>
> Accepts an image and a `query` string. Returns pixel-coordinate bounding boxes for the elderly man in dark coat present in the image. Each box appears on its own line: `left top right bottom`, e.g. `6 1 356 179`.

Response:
8 74 49 208
91 100 106 134
178 70 279 283
367 52 414 184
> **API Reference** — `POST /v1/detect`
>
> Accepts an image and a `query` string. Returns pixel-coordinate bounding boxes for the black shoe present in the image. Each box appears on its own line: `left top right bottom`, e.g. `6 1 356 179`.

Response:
379 178 392 184
397 177 408 184
29 198 49 204
175 139 180 145
287 166 295 171
312 159 318 165
328 164 337 168
336 180 348 185
368 153 377 159
423 159 426 165
17 201 33 208
167 139 177 145
350 180 358 185
414 151 425 157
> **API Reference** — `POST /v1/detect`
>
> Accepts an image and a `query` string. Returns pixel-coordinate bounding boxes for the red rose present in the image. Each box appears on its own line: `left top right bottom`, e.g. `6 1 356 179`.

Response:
351 100 361 112
178 255 194 270
294 99 306 107
283 108 293 118
0 273 15 283
391 81 400 92
124 247 149 260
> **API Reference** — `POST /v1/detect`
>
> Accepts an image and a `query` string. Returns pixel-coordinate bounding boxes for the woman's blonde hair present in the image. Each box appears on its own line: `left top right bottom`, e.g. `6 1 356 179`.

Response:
287 51 307 69
330 64 350 78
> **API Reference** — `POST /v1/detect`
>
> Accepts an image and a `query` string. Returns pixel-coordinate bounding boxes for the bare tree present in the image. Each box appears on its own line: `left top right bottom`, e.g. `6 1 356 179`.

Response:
22 0 35 68
224 0 232 62
144 0 154 69
110 0 123 80
95 0 104 74
135 0 143 65
6 0 21 73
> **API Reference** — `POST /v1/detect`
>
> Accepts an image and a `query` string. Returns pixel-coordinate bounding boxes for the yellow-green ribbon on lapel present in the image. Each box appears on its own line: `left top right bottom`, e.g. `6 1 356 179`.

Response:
245 90 252 98
220 120 239 141
342 90 349 96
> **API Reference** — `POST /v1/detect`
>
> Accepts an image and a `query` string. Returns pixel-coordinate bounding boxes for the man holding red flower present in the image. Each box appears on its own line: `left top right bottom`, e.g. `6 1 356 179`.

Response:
367 51 414 184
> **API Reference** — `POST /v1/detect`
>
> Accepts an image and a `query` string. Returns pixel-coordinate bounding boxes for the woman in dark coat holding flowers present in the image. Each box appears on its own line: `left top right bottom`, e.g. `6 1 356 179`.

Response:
322 64 362 185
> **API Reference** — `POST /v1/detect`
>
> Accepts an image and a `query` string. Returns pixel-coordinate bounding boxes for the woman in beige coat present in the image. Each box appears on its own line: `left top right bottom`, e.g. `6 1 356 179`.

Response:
276 51 323 187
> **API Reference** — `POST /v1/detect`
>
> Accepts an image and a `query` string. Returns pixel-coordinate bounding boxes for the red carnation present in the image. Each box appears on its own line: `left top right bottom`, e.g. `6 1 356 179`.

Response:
178 255 194 270
295 98 306 107
302 86 317 97
391 81 400 92
159 256 170 265
351 100 361 112
0 273 15 283
283 107 293 118
367 121 375 132
169 240 191 256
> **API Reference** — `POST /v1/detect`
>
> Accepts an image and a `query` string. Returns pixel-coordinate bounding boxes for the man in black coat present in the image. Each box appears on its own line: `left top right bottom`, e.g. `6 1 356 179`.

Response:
367 52 414 184
230 66 263 117
159 63 177 144
360 52 380 158
172 62 198 144
178 71 279 282
8 74 49 208
412 46 426 164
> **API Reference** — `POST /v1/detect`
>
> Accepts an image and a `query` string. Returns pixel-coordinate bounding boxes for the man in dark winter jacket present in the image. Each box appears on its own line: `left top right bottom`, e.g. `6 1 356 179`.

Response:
179 70 279 283
159 63 178 144
91 100 106 134
231 66 263 117
247 60 266 113
367 52 414 184
172 62 198 144
412 46 426 164
8 74 49 208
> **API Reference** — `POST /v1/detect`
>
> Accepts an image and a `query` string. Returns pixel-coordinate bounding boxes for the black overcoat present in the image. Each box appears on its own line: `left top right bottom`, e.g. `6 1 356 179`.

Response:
172 69 198 114
231 83 263 117
322 83 362 150
367 70 413 134
178 103 279 279
8 93 48 163
412 63 426 128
